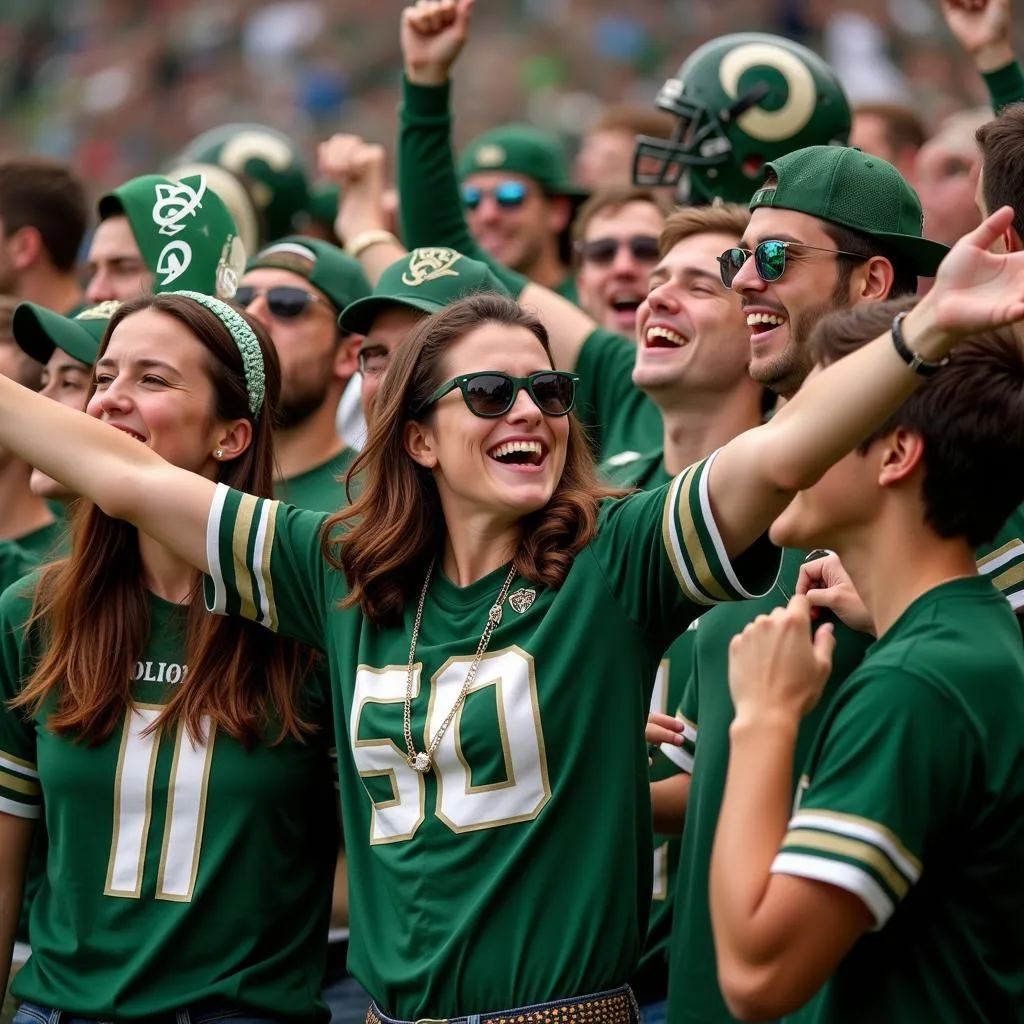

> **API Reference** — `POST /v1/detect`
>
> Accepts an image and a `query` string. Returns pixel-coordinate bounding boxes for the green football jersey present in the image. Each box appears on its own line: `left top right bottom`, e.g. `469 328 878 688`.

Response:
0 583 339 1021
203 453 781 1020
274 449 359 515
664 549 873 1024
602 448 682 988
576 330 662 462
11 518 65 566
778 576 1024 1023
0 544 32 601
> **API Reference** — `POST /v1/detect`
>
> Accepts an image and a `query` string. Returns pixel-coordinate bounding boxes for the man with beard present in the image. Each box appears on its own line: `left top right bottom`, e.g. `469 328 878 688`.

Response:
237 237 371 512
650 145 944 1024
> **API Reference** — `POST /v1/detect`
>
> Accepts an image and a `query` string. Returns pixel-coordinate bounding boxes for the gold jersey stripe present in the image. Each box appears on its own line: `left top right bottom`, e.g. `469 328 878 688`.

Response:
782 828 910 900
0 769 40 797
231 493 261 621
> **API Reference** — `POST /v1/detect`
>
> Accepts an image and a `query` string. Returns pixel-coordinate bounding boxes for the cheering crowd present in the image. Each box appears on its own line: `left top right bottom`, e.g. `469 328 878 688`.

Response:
1 1 1024 1023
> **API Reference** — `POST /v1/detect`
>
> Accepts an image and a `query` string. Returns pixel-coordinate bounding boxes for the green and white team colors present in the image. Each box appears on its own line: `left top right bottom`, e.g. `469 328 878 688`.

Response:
780 577 1024 1023
203 452 781 1020
0 582 339 1021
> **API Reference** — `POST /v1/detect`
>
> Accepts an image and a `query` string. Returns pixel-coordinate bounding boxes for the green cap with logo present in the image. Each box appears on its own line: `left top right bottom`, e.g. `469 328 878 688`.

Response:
245 236 371 314
749 146 949 277
13 300 122 367
97 173 247 299
339 247 511 335
458 124 588 200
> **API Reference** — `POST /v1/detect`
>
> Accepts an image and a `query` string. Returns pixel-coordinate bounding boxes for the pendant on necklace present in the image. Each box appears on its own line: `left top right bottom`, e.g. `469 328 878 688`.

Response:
410 752 432 773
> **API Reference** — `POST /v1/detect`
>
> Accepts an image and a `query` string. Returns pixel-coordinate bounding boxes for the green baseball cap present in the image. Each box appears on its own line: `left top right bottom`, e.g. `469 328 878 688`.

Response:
244 236 371 314
749 146 949 277
339 247 511 335
458 124 588 200
97 173 247 299
13 300 122 367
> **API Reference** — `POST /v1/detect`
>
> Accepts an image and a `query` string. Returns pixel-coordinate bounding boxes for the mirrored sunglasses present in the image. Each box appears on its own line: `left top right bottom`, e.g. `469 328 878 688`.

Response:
717 240 868 288
461 180 530 211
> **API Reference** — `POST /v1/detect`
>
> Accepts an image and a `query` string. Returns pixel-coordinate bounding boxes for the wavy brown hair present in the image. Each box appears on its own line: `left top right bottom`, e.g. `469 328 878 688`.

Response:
325 292 624 625
13 293 316 747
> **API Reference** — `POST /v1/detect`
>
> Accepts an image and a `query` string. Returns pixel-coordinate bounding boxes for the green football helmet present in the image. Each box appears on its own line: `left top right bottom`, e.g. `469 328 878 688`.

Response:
169 123 311 245
633 33 851 206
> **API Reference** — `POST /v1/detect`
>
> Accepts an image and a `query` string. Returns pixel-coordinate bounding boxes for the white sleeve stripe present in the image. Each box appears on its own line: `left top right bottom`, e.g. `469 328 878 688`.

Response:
665 471 714 606
206 483 230 615
0 795 40 819
978 541 1024 574
790 811 921 881
681 721 697 744
660 741 694 773
695 448 764 600
1008 590 1024 610
252 499 273 626
0 755 37 779
771 851 892 931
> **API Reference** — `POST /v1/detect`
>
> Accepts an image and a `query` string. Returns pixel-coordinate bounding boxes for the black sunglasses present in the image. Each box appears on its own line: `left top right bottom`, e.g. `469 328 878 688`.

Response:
461 180 530 211
576 235 661 266
416 370 579 419
717 239 868 288
234 285 328 320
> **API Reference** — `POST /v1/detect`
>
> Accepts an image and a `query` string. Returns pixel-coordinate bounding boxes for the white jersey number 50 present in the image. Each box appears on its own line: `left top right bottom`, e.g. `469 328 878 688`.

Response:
352 647 551 844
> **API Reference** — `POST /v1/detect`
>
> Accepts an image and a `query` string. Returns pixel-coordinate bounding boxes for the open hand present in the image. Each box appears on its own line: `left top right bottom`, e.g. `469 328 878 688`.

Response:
796 552 875 635
728 595 835 722
401 0 475 86
914 206 1024 349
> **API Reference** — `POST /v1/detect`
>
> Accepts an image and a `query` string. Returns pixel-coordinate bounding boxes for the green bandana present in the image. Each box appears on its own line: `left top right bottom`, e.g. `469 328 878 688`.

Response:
749 146 949 277
13 300 122 367
97 173 247 299
338 247 511 335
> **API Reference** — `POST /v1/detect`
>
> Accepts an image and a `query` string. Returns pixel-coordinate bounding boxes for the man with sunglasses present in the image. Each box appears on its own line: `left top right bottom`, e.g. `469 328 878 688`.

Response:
573 186 669 336
650 145 948 1024
239 237 371 512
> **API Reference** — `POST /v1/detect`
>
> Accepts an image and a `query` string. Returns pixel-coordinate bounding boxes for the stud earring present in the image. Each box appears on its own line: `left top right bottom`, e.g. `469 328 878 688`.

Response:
214 448 224 459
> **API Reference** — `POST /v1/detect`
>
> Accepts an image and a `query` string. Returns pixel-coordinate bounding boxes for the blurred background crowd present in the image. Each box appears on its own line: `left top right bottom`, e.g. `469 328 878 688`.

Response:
1 0 1021 204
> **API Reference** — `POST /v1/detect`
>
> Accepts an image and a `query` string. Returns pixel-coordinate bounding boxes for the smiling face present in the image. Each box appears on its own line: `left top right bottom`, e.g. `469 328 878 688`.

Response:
463 171 567 274
405 322 570 527
730 209 856 399
87 308 242 478
633 231 750 401
575 200 665 336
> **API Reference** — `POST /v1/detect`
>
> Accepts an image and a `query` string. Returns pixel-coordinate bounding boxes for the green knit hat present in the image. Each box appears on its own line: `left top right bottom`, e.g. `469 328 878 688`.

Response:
749 146 949 277
458 124 588 200
13 300 122 367
97 173 247 299
244 236 370 314
339 248 511 335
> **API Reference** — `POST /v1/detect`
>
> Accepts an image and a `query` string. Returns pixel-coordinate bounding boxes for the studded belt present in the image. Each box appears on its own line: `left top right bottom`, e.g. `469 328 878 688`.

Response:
366 985 640 1024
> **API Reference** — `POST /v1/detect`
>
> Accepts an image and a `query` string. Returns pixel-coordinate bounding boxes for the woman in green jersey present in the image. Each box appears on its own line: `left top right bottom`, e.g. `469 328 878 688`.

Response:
0 207 1019 1024
0 293 338 1024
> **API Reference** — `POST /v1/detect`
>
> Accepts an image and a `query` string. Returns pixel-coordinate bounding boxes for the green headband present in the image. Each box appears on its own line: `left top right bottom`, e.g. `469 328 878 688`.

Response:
176 290 266 416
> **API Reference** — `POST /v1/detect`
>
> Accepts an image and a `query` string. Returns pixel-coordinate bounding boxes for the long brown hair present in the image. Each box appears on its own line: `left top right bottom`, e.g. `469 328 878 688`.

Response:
325 292 624 624
14 293 315 747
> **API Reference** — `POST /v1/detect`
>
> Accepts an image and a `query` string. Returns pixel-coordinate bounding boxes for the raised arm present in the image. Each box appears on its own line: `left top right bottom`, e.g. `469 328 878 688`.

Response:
398 0 598 369
940 0 1024 112
0 377 215 573
707 207 1024 558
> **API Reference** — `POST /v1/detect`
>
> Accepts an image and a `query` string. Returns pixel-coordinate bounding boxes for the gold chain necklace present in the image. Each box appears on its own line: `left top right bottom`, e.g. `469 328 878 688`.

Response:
403 558 519 774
